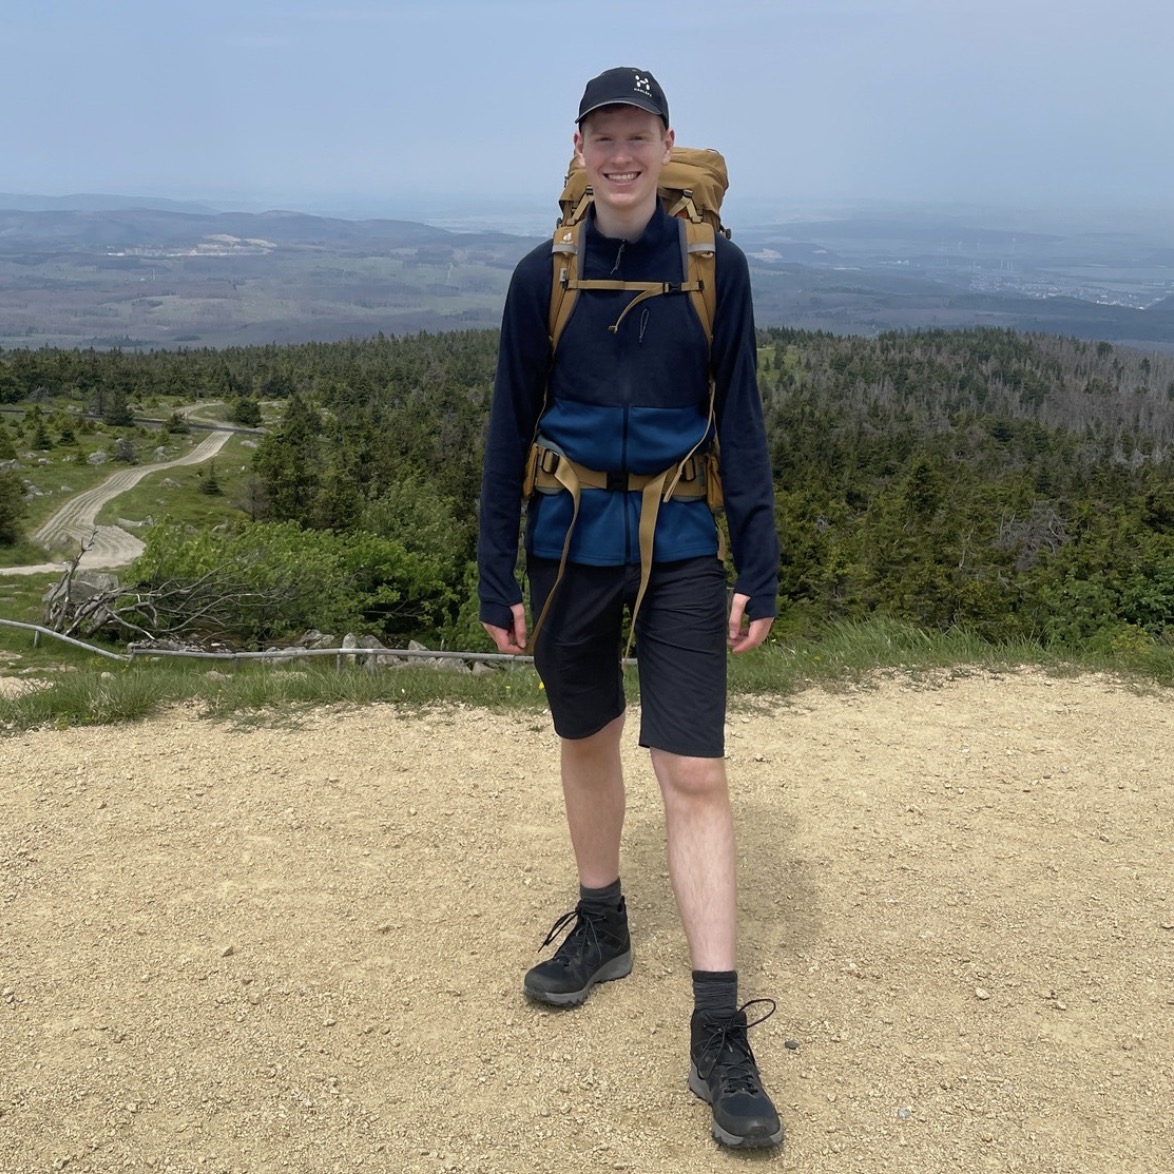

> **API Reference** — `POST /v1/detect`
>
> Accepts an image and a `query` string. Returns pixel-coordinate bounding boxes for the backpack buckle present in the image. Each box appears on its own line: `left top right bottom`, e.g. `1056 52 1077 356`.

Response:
606 469 627 493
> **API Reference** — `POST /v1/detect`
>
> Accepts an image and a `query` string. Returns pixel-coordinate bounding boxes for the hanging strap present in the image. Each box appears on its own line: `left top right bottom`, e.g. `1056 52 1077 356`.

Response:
525 450 585 654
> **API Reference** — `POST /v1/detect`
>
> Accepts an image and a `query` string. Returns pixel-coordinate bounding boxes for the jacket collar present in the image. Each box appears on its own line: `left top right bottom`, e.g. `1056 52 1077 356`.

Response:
585 200 672 256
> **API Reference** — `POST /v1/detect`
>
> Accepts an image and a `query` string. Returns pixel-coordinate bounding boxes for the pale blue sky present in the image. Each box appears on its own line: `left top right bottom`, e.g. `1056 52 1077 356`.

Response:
2 0 1170 220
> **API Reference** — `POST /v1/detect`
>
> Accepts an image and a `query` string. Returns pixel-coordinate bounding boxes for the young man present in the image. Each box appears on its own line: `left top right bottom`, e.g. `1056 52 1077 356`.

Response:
477 67 783 1149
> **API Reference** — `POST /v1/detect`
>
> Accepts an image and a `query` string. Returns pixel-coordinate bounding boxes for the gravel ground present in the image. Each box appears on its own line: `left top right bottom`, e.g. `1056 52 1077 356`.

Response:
1 669 1172 1174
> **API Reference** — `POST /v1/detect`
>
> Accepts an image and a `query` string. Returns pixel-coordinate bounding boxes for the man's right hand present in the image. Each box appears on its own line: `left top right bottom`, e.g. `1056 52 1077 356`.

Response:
482 603 528 655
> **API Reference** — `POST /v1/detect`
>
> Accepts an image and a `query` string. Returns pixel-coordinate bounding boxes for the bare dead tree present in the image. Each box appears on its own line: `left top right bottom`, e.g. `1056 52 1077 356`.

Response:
994 505 1068 571
43 539 310 647
42 534 101 634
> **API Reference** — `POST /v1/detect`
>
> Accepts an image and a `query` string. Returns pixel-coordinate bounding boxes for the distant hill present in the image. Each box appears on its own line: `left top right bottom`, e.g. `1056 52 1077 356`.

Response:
0 204 536 349
0 207 505 251
0 192 219 215
1 199 1173 351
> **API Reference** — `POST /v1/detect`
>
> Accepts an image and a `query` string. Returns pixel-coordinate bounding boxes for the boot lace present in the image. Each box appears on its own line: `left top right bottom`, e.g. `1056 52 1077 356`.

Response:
696 998 776 1093
539 903 608 966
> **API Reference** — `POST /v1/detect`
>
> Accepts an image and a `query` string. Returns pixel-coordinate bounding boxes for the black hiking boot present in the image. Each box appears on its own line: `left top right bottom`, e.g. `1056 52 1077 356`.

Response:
523 897 632 1007
689 999 784 1149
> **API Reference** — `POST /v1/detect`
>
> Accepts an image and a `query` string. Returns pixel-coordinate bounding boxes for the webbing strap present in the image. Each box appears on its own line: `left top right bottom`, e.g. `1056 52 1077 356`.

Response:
532 453 708 499
558 276 704 335
628 470 672 656
525 456 582 655
549 223 581 351
664 192 701 223
664 378 717 501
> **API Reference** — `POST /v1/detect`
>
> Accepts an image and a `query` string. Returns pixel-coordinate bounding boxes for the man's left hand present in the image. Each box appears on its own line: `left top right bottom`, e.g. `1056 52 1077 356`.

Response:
728 592 773 654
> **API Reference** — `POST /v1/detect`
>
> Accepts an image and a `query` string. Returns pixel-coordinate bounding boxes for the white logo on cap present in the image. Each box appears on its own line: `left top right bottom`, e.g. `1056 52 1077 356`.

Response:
634 74 652 95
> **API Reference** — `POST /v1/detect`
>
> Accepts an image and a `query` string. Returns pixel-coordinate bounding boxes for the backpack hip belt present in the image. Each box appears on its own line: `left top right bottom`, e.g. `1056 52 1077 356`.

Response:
524 442 723 656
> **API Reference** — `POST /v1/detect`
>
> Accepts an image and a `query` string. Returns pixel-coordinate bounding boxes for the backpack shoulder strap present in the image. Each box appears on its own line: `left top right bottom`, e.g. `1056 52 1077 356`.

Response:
682 219 717 349
550 193 718 353
549 180 594 352
549 219 583 353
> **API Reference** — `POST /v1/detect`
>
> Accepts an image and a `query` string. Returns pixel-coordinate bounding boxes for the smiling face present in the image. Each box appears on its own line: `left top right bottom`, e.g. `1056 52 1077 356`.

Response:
574 105 674 239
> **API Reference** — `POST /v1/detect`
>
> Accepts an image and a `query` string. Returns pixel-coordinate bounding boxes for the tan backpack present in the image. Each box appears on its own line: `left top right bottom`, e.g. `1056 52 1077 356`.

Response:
523 148 731 655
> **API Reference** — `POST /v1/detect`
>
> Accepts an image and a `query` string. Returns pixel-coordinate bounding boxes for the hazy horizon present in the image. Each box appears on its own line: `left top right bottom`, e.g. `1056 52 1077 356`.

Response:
2 0 1170 220
4 188 1170 245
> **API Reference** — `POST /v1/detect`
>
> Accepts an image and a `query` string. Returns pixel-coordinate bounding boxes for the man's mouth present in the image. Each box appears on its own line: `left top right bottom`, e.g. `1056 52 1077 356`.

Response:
605 172 639 183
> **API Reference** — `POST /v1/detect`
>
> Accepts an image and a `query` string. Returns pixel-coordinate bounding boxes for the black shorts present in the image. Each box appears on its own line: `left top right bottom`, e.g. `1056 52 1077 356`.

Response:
527 555 728 758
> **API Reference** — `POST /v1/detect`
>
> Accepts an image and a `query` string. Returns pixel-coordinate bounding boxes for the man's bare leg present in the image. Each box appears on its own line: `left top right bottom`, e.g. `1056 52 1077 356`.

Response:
652 747 783 1148
648 749 736 971
523 712 632 1005
560 712 627 888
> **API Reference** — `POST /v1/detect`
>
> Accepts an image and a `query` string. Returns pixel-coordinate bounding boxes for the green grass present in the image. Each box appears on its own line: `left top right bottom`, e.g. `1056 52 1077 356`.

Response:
3 615 1174 734
729 620 1041 701
0 539 53 569
0 573 141 672
0 658 548 732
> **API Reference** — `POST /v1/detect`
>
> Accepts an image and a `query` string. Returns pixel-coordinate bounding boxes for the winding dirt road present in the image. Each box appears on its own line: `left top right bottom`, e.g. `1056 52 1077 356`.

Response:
3 430 231 577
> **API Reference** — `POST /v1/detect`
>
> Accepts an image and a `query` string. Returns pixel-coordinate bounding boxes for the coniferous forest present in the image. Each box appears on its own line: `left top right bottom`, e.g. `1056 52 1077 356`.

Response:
3 326 1174 653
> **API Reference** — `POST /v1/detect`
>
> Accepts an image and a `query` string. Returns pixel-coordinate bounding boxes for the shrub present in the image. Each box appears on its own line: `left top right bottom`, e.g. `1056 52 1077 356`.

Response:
128 519 455 646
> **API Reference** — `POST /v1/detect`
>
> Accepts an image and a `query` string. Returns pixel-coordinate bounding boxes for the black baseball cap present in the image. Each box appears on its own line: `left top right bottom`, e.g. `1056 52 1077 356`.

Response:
577 67 669 127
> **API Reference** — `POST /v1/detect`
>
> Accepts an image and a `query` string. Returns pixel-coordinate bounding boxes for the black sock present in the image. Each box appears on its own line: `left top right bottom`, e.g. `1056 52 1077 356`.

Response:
579 877 622 911
692 969 738 1019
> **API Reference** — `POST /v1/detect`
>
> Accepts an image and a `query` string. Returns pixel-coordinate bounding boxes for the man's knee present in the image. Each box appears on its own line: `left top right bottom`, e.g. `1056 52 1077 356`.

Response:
562 712 625 761
652 749 728 802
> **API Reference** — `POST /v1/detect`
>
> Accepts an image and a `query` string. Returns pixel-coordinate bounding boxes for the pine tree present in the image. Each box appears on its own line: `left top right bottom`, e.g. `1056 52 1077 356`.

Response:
103 386 135 427
0 468 26 545
251 393 322 523
230 397 263 427
198 461 223 496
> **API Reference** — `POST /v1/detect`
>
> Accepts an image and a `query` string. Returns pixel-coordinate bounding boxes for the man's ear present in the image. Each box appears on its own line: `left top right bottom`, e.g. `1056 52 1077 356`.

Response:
662 127 675 163
573 130 585 167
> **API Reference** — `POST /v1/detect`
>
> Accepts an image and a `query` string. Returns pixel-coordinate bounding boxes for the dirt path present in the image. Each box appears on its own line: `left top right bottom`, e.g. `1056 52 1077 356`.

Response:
3 431 231 577
1 669 1171 1173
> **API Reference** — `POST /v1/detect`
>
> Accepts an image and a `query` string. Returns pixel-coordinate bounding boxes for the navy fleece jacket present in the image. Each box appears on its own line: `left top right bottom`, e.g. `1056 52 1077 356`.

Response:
477 202 779 629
